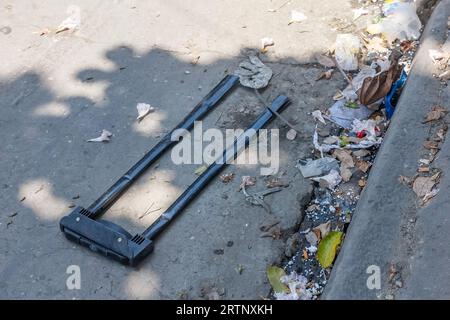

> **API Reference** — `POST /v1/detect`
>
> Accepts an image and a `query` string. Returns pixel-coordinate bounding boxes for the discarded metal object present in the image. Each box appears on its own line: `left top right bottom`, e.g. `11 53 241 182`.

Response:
60 75 289 265
60 75 239 265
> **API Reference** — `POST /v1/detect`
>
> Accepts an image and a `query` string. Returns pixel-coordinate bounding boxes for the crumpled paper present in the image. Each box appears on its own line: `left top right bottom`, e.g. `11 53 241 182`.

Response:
234 55 273 89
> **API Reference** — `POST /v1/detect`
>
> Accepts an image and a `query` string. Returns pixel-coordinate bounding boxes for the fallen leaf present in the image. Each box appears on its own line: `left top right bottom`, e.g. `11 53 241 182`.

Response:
190 55 200 65
315 69 334 81
87 129 112 142
289 10 307 24
358 178 366 187
356 160 371 173
195 165 208 175
413 176 436 198
239 176 256 190
418 167 430 173
317 231 343 268
423 106 447 123
261 37 275 52
436 124 448 141
400 40 415 53
423 140 439 150
286 128 297 141
266 178 289 188
267 266 290 294
313 221 331 239
219 173 234 183
333 149 354 168
303 249 309 259
359 52 402 105
438 70 450 81
315 54 336 68
136 103 155 121
421 188 439 205
312 110 326 124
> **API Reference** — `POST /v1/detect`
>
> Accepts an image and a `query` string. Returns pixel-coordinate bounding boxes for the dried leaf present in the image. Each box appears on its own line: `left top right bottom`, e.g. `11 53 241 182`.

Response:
286 128 297 140
413 176 436 198
219 173 234 183
195 165 208 175
312 110 326 124
260 37 275 52
356 160 371 173
423 106 447 123
315 54 336 68
421 188 439 205
136 103 155 121
266 178 289 188
239 176 256 190
317 231 343 268
358 178 366 187
423 140 439 150
333 149 354 169
87 129 112 142
418 167 430 173
267 266 289 294
359 53 402 105
313 221 331 239
315 69 334 81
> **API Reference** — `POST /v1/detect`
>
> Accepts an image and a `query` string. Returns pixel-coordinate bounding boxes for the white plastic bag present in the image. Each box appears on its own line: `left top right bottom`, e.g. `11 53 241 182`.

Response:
334 34 360 71
367 2 422 42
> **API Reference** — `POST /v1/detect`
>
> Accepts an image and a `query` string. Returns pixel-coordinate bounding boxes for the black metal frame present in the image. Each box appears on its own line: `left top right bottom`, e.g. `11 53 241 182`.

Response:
59 74 289 266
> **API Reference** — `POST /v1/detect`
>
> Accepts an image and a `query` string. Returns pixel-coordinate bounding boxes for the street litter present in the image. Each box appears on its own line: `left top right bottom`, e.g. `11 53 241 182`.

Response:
286 128 297 140
312 110 326 124
136 103 155 121
234 56 273 89
328 99 374 128
296 157 339 178
352 8 369 21
367 2 422 42
87 129 112 142
289 10 307 25
56 5 81 34
260 37 275 53
334 34 360 71
311 169 342 190
273 271 312 300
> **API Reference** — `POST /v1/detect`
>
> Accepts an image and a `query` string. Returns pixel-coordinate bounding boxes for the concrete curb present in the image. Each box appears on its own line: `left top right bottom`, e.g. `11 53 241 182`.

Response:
323 0 450 299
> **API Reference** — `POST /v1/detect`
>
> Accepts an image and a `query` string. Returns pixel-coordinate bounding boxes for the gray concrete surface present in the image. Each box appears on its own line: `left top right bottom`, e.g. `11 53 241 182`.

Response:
324 0 450 299
0 0 362 299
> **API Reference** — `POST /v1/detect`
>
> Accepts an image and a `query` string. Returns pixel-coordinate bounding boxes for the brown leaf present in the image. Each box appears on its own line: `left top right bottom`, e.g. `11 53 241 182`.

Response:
358 178 366 187
418 167 430 173
423 140 439 150
315 54 336 68
239 176 256 190
333 149 354 168
315 69 334 81
359 53 402 105
356 160 371 173
266 178 289 188
413 176 436 198
219 173 235 183
303 249 309 260
423 106 447 123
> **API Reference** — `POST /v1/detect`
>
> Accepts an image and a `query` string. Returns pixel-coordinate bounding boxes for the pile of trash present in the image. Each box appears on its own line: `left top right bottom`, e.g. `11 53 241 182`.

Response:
268 0 424 300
